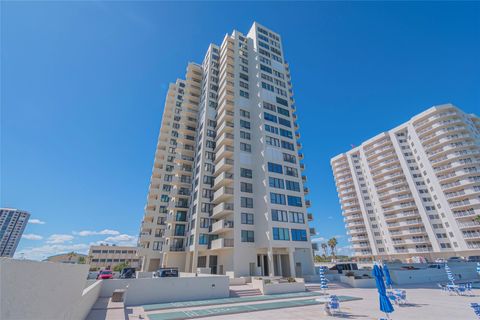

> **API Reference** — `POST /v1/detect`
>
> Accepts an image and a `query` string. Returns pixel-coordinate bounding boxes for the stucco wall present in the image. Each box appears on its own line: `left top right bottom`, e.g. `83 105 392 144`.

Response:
72 280 103 320
0 258 90 320
98 275 229 306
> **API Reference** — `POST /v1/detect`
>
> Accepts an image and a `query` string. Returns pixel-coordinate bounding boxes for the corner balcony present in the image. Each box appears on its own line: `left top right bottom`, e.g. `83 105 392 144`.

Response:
216 121 234 136
215 132 234 149
307 213 313 221
212 187 234 204
209 238 234 250
302 175 307 183
209 219 234 234
212 202 234 219
305 200 311 208
216 145 234 160
214 172 234 189
214 158 234 175
303 187 310 195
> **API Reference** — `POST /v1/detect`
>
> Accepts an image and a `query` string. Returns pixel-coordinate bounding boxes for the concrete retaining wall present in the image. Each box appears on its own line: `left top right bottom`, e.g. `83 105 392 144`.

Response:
73 280 103 320
98 275 230 306
0 258 90 320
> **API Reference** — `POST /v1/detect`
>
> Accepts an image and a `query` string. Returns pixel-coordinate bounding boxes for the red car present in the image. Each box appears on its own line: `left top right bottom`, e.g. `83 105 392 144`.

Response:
97 270 113 280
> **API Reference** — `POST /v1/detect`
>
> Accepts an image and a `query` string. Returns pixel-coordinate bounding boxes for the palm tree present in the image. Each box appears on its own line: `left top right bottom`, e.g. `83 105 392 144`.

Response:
321 243 328 258
328 237 338 260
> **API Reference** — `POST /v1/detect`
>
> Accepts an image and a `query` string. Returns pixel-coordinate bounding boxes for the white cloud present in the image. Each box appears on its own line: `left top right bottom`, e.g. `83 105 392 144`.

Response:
29 219 46 225
14 243 89 261
311 236 326 243
102 234 138 246
22 234 43 240
46 234 74 244
327 216 333 220
74 229 120 237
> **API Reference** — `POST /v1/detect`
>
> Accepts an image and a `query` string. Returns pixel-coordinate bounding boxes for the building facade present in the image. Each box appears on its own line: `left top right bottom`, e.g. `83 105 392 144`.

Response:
88 245 140 270
46 252 87 264
0 208 30 257
138 22 315 277
332 104 480 261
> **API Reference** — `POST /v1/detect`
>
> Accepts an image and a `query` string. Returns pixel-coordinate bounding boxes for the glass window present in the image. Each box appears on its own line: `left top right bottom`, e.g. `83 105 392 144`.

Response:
273 227 290 241
272 209 288 222
270 192 286 205
269 177 284 189
241 213 254 225
241 230 255 242
287 195 303 207
291 229 307 241
268 162 283 174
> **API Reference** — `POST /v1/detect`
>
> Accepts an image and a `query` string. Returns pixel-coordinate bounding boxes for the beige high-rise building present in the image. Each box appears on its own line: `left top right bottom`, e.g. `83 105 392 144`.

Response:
332 104 480 261
88 245 140 270
138 22 315 277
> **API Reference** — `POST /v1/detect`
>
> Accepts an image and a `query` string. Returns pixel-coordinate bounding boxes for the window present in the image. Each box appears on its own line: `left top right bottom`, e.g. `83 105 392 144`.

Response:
277 106 290 117
241 230 255 242
264 112 277 123
291 229 307 241
241 197 254 208
285 166 298 177
283 153 296 163
278 117 291 127
199 234 209 245
240 120 251 129
240 109 250 118
266 136 280 147
263 101 276 112
261 82 274 91
260 64 272 73
272 209 288 222
240 131 251 140
268 162 283 174
239 90 249 98
276 97 288 106
287 195 302 207
281 140 294 150
273 228 290 240
265 124 279 134
285 180 300 192
270 192 286 204
241 182 253 193
241 168 253 178
289 211 304 223
280 128 293 139
269 177 285 189
240 142 252 152
241 213 254 225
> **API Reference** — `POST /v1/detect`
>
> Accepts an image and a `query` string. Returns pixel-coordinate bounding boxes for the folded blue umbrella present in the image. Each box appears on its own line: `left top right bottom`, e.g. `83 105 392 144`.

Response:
373 264 394 317
383 264 392 288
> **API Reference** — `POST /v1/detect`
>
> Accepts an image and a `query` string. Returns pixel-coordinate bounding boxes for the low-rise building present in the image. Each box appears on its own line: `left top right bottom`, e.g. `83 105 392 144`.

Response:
46 252 87 264
88 244 140 270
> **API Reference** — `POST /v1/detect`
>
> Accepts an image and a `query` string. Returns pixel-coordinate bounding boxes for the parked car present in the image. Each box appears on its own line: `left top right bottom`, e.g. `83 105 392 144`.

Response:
447 256 465 262
119 267 136 279
87 271 99 280
154 267 179 278
468 256 480 262
97 270 113 280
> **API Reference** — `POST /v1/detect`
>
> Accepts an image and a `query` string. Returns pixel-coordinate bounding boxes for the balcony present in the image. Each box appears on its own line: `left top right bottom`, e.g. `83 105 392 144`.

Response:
303 187 310 195
298 153 304 160
216 145 234 160
209 219 234 234
302 175 307 183
217 121 234 136
214 172 234 189
169 246 185 252
212 202 234 218
309 227 316 235
210 238 234 250
307 213 313 221
305 200 311 208
214 158 234 175
216 132 234 149
212 187 234 204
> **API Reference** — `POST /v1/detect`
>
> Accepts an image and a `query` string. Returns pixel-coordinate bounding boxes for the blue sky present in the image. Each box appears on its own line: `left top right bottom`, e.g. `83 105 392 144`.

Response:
2 2 479 260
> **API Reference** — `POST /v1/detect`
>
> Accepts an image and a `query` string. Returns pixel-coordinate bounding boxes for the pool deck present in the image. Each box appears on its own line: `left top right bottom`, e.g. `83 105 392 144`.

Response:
90 281 480 320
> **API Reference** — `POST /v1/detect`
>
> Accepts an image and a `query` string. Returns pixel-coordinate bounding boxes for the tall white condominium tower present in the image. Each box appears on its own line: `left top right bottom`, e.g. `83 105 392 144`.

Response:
332 104 480 261
138 22 315 277
0 208 30 257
